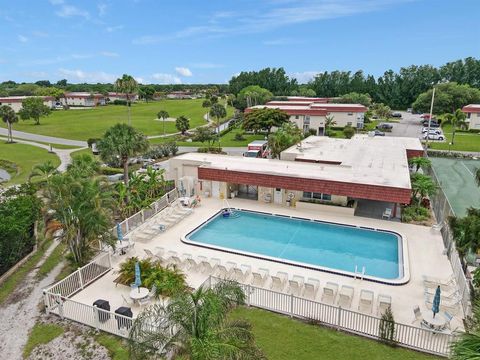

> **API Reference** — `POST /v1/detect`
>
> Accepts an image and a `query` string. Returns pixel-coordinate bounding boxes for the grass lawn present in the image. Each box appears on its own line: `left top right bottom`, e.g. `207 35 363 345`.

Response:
149 127 266 147
429 123 480 152
230 307 438 360
0 142 60 185
1 100 234 141
95 334 129 360
0 239 52 305
23 323 64 358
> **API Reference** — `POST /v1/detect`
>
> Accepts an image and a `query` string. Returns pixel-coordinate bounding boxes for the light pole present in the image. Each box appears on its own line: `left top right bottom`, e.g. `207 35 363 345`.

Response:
425 87 436 149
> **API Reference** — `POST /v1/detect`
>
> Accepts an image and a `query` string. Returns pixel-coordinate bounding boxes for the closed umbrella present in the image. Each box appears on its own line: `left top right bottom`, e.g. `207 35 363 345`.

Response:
432 285 441 318
134 262 142 293
116 223 123 242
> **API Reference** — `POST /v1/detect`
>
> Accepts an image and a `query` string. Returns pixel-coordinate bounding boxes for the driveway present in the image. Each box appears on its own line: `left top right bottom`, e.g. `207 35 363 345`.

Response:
385 111 423 138
0 128 87 147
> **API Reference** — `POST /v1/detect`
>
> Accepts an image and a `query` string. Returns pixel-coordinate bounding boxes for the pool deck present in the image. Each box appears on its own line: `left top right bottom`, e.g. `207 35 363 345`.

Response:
72 197 464 331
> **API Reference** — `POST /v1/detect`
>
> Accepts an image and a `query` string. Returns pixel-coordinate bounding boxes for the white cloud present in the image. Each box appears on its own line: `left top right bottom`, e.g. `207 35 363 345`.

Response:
98 3 107 16
58 68 118 83
18 35 28 43
290 71 319 84
100 51 119 57
152 73 182 84
106 25 124 32
135 77 145 84
55 4 90 19
175 67 193 77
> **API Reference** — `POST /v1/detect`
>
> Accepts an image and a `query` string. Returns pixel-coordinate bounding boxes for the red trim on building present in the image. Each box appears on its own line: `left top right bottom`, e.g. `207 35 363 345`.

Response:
406 149 424 159
462 105 480 113
198 167 411 204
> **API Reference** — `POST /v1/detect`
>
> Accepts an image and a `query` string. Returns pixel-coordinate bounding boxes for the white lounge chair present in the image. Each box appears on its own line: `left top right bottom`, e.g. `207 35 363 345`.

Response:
423 274 456 290
377 294 392 315
358 289 374 313
304 278 320 300
182 256 198 271
338 285 354 308
321 282 339 304
424 286 459 299
425 294 461 314
198 259 214 275
231 264 250 283
251 268 269 287
382 208 392 219
288 275 305 297
270 272 288 292
442 311 454 329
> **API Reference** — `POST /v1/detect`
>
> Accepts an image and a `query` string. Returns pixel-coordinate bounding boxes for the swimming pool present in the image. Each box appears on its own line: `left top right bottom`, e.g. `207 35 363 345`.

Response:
183 209 408 284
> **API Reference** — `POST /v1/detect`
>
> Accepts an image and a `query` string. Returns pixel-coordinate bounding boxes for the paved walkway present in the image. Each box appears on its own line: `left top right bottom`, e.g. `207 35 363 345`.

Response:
0 128 87 147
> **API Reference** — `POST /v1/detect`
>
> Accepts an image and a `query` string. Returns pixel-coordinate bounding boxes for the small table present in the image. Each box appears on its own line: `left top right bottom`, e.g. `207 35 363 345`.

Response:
422 313 446 331
179 197 190 206
130 287 149 303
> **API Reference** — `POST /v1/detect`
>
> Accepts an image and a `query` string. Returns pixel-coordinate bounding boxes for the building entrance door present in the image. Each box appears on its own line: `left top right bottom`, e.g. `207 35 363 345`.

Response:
273 188 283 204
211 181 220 198
318 127 325 136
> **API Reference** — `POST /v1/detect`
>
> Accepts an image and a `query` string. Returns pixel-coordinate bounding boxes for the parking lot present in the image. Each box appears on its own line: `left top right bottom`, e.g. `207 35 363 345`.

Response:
384 111 445 141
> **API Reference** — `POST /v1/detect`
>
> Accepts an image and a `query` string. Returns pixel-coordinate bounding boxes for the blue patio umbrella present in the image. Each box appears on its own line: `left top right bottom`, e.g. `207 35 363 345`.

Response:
432 285 441 318
134 261 142 292
116 223 124 242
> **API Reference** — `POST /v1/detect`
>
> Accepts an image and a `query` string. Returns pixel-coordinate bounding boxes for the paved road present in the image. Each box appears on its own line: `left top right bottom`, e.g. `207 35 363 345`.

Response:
178 146 246 156
0 128 87 147
385 111 423 138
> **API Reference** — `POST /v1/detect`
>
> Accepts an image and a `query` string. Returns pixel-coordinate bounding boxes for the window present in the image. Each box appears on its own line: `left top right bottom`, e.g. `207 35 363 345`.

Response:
303 124 310 133
304 116 310 125
348 112 353 116
302 192 331 201
295 115 299 119
347 122 352 126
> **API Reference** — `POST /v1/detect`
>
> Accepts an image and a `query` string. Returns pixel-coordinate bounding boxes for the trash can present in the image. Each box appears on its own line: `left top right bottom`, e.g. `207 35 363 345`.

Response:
115 306 133 330
93 299 110 323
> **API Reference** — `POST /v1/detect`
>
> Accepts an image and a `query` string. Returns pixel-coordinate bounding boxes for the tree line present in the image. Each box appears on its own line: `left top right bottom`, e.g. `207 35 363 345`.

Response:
228 57 480 109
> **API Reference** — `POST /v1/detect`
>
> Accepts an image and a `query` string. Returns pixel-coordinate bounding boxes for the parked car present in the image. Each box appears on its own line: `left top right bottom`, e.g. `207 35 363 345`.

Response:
421 128 441 135
423 133 445 141
376 123 393 130
407 108 413 113
422 120 440 128
374 129 385 136
391 112 402 118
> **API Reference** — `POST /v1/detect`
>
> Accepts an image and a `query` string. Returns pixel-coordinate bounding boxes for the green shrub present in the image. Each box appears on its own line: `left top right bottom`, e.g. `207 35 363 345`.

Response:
401 205 429 223
343 125 355 139
234 132 246 141
112 99 128 105
116 257 187 298
379 306 396 346
100 166 123 176
198 146 223 154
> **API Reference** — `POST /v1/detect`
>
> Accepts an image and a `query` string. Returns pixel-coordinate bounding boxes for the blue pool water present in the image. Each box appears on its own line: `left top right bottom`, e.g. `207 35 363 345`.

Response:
185 210 402 280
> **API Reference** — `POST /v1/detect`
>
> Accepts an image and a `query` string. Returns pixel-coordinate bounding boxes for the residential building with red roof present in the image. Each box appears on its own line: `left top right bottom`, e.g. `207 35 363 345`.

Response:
0 96 56 112
462 104 480 130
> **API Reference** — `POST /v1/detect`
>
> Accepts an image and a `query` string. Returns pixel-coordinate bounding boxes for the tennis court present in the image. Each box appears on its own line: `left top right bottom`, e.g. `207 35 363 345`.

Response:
430 157 480 217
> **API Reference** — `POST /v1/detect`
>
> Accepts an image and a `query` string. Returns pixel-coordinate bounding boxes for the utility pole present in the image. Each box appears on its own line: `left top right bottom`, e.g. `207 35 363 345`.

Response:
425 87 436 149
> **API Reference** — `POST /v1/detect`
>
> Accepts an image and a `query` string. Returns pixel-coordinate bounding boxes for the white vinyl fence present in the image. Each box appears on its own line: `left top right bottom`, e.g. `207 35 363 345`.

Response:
208 276 456 357
426 163 472 317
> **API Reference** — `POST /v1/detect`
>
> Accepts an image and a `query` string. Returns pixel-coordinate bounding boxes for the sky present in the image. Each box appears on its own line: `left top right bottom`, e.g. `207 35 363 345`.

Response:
0 0 479 84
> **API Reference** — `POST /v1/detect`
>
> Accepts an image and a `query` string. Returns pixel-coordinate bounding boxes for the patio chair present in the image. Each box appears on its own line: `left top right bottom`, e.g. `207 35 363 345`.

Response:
214 263 230 278
251 268 269 287
173 203 193 216
155 246 165 258
198 259 214 275
382 208 392 219
225 261 237 276
303 278 320 300
231 265 250 283
412 305 422 324
270 272 288 292
288 275 305 297
442 311 454 329
144 248 155 259
321 282 339 304
121 294 133 306
338 285 354 308
358 289 374 313
377 294 392 315
183 257 199 271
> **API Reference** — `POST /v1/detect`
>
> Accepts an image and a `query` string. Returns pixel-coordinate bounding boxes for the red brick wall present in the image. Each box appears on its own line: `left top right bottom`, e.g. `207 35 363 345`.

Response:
406 149 424 159
198 167 411 204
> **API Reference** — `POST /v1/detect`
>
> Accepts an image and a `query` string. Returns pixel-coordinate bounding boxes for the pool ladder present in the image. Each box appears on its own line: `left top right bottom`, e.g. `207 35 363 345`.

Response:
354 265 366 280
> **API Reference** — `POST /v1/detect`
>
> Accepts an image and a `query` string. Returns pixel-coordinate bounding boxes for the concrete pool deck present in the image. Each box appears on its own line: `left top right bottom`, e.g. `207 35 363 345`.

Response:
71 197 464 331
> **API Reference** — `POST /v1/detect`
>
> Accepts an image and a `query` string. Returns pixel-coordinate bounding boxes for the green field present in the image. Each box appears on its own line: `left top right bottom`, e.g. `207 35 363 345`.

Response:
2 100 233 141
430 123 480 152
230 307 437 360
0 142 60 185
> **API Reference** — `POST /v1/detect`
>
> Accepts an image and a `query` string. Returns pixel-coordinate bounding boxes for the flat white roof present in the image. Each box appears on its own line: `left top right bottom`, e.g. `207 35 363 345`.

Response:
173 142 412 190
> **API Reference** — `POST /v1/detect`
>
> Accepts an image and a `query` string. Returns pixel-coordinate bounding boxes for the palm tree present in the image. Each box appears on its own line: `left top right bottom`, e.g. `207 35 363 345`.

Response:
444 109 467 145
408 157 431 173
210 103 227 146
451 301 480 359
67 154 100 179
411 173 437 205
44 173 114 266
29 160 58 182
324 115 336 136
202 100 211 121
157 110 169 136
115 74 139 125
97 124 149 186
129 280 264 360
476 168 480 187
0 105 18 143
